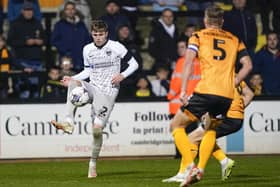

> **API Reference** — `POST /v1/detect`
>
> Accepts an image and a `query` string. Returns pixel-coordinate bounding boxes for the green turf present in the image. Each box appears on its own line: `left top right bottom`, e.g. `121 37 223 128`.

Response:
0 156 279 187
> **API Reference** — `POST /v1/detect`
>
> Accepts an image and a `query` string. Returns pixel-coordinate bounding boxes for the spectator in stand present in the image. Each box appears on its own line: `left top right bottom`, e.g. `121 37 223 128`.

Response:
51 1 92 71
7 1 45 99
148 8 179 73
58 0 92 31
117 24 143 71
120 0 138 33
167 39 200 118
0 35 14 99
0 35 13 72
0 35 34 99
99 0 131 41
72 0 92 31
152 0 184 12
120 1 143 45
134 74 154 98
249 72 264 96
251 0 270 35
138 0 153 5
117 24 143 98
184 0 213 27
248 0 280 35
40 66 67 99
223 0 257 57
59 56 76 77
270 1 280 35
179 23 196 41
151 66 170 96
7 0 42 22
253 32 280 95
0 1 4 34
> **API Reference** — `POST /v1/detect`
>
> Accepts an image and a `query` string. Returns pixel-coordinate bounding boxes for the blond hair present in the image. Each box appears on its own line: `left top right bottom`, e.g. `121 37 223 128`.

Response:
205 5 224 27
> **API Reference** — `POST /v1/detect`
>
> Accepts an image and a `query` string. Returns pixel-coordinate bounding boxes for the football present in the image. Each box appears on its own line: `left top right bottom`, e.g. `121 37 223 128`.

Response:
70 87 89 107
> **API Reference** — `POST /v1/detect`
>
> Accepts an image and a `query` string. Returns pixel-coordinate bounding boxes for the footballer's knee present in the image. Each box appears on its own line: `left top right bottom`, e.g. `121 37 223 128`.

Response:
92 117 105 138
202 113 223 130
93 125 102 138
171 109 197 130
189 126 205 144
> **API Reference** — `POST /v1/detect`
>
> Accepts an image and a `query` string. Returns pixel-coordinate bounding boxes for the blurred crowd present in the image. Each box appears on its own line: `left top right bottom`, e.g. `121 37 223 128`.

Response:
0 0 280 101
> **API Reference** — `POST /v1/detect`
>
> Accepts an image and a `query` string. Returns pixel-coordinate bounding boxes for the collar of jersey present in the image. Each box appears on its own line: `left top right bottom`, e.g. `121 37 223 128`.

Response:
94 40 109 49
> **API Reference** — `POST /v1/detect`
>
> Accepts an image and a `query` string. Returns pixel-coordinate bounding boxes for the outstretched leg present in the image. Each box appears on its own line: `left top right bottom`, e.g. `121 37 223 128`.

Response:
51 80 82 134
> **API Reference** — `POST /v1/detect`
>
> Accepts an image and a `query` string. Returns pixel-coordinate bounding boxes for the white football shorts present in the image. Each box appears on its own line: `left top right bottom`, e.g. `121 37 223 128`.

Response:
81 81 117 127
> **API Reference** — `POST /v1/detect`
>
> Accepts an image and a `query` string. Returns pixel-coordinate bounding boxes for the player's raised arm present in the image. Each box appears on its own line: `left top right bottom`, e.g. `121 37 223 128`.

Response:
71 68 91 81
61 69 90 87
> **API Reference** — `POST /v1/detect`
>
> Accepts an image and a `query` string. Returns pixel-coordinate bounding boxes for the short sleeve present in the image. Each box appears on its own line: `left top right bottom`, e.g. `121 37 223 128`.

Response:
237 40 249 59
187 32 200 53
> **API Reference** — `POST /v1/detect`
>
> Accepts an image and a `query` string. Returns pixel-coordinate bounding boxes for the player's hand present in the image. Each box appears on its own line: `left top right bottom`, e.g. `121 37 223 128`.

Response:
61 76 73 87
26 39 36 45
179 91 188 106
111 73 124 85
23 68 33 73
34 39 43 45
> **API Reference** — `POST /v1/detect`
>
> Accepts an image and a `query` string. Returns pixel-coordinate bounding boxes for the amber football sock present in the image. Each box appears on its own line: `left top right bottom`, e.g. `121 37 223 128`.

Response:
173 128 194 170
212 144 227 162
197 130 216 170
179 143 198 173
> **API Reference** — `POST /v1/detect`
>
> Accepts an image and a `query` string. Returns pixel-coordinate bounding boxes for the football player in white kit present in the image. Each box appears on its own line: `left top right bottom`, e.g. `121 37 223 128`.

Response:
51 20 139 178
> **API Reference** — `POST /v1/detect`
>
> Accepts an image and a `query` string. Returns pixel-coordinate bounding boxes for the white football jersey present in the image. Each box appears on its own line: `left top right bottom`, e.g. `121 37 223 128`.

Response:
83 40 128 96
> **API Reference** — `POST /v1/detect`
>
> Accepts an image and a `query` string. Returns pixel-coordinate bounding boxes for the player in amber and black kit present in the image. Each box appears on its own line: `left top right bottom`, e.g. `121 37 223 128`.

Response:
168 5 252 187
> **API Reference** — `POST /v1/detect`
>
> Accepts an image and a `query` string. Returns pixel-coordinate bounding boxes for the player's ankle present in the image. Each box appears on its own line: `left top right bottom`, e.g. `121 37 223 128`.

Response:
89 159 96 167
220 157 228 166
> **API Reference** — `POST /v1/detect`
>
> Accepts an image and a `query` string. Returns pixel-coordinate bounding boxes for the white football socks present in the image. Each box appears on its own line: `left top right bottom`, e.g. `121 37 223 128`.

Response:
220 157 229 167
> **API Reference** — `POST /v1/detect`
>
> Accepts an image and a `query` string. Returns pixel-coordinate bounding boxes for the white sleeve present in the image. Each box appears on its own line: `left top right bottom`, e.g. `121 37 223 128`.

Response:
121 57 139 78
115 41 128 58
71 68 91 80
114 41 138 78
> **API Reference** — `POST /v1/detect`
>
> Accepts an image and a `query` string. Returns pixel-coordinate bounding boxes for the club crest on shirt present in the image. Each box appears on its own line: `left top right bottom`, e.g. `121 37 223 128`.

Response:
105 49 112 56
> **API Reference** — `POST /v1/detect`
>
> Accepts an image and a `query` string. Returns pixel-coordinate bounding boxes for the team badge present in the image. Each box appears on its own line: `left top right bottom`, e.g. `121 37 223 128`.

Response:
106 49 112 56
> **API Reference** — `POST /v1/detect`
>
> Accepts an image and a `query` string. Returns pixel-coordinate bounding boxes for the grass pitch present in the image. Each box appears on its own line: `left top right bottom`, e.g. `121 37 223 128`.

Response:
0 156 279 187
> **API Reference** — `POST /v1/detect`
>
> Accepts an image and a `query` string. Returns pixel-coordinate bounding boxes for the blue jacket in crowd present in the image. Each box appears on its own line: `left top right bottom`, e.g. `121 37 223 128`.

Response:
253 47 280 95
7 0 42 22
100 13 130 41
51 19 92 71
